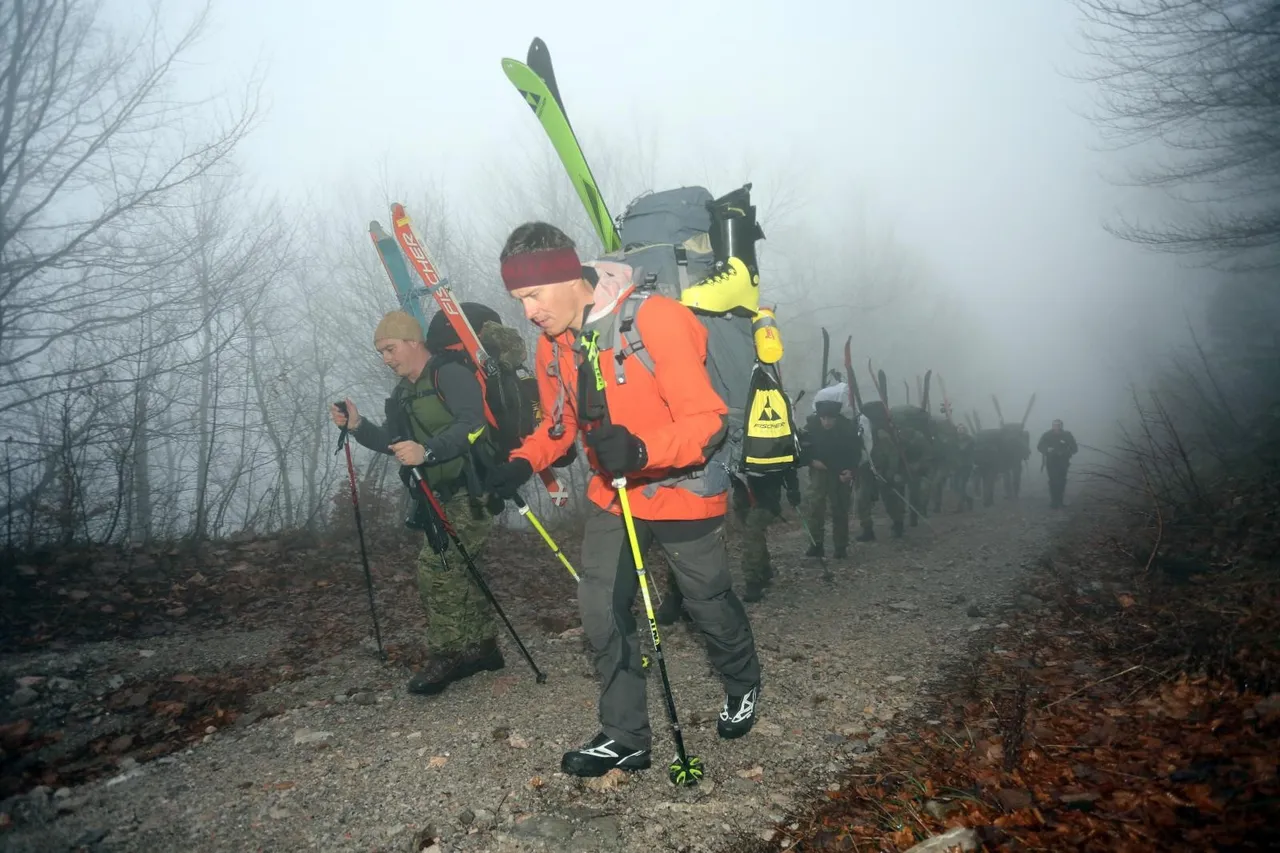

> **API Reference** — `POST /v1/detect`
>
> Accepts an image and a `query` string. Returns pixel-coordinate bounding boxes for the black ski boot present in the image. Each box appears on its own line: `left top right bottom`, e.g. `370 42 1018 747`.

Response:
855 525 876 543
561 733 651 777
804 543 824 559
718 684 761 739
407 639 505 696
742 581 766 603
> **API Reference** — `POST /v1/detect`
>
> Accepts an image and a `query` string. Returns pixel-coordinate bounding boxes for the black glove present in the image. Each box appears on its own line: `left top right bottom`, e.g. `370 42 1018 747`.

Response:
783 469 802 509
551 443 578 468
485 458 534 500
406 495 450 554
586 424 648 476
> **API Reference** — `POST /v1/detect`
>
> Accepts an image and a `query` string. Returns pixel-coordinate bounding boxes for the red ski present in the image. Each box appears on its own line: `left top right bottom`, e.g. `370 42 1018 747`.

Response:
390 203 568 507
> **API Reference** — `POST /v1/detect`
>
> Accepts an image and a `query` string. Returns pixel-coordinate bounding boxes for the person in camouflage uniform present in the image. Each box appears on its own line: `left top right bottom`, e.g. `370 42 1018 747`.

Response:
888 405 934 528
799 400 860 558
329 308 504 696
735 471 799 601
950 422 976 510
855 401 906 540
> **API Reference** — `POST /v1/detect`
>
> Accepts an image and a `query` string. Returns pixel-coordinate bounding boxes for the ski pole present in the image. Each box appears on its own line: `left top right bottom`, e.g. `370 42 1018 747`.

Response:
334 404 385 660
405 463 546 684
612 476 704 787
512 494 579 582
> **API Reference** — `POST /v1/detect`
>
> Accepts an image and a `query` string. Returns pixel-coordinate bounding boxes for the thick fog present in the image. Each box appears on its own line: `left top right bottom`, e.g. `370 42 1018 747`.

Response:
2 0 1263 543
174 0 1204 434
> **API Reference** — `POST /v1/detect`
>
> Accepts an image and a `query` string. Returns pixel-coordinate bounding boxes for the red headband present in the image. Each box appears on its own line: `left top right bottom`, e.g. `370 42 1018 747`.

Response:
500 247 582 291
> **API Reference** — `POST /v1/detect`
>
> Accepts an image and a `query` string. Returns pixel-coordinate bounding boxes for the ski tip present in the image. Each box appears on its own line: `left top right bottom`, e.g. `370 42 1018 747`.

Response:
369 220 387 236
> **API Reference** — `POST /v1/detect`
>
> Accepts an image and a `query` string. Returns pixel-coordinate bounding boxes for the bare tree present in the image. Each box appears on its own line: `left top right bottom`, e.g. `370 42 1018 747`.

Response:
1075 0 1280 269
0 0 259 412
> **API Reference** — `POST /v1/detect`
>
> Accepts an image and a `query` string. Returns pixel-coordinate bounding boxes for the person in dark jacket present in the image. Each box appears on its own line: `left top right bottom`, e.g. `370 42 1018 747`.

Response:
800 400 861 558
329 309 503 696
1036 419 1078 508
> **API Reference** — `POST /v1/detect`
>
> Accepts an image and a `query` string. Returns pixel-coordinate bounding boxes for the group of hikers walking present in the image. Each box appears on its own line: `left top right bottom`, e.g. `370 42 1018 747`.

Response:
320 37 1082 787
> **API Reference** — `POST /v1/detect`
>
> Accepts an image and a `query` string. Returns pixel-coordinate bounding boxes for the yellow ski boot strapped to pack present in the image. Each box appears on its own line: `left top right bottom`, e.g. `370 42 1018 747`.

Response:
679 256 759 316
679 184 765 317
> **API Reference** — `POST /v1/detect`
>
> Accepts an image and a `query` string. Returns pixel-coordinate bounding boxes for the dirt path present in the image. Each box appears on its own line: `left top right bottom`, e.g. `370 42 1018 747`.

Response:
1 496 1066 853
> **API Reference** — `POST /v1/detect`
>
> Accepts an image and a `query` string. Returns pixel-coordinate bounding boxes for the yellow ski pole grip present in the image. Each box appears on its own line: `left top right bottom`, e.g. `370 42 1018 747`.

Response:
514 495 579 582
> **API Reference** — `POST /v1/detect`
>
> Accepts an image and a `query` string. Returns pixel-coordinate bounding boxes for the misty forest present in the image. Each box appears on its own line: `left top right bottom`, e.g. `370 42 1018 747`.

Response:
1 1 1277 851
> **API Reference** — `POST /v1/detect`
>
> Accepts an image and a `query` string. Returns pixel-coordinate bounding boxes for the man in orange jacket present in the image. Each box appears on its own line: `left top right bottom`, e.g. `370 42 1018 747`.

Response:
484 222 763 778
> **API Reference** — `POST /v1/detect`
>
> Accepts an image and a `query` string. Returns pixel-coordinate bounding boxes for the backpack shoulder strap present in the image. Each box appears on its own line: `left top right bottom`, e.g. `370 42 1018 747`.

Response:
613 288 656 385
428 347 475 408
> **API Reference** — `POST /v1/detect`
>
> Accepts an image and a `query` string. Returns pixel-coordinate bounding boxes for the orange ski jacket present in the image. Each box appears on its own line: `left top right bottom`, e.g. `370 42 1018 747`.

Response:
510 270 729 521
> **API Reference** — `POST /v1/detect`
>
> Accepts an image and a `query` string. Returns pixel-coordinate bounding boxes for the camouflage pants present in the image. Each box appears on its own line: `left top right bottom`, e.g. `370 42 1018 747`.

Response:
415 493 497 654
856 463 904 527
733 478 778 587
805 467 852 552
905 473 925 524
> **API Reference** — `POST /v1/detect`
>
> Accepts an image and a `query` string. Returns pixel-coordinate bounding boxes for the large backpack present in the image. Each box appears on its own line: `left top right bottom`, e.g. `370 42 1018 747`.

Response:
597 186 796 479
426 304 540 468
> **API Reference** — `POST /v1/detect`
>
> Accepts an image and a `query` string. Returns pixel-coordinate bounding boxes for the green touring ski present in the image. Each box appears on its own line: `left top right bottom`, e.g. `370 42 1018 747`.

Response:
502 42 620 252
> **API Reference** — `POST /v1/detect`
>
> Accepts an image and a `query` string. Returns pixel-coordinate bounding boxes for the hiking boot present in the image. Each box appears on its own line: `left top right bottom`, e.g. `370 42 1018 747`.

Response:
804 544 824 558
833 547 847 559
718 684 761 739
762 563 775 584
561 733 651 777
742 581 766 603
855 527 875 543
407 639 504 696
655 592 686 626
891 521 905 539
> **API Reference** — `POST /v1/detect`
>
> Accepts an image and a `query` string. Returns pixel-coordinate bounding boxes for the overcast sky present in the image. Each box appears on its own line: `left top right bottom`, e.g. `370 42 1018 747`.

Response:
116 0 1214 439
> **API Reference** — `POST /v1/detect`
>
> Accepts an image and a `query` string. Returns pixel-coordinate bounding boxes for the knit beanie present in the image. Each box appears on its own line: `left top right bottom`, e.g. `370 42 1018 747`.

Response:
373 310 423 343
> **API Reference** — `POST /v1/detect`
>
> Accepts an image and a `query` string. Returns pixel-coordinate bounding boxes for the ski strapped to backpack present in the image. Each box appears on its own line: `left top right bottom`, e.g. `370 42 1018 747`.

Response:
502 38 800 485
376 204 569 507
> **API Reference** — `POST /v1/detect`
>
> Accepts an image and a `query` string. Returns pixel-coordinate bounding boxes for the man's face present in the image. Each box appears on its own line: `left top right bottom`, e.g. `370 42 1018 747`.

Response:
1052 420 1063 432
375 338 423 380
511 279 583 337
819 415 836 430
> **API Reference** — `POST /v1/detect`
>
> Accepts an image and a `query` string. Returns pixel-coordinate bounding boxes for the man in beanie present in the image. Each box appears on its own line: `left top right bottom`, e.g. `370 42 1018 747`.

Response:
329 309 503 695
482 222 763 778
799 398 860 558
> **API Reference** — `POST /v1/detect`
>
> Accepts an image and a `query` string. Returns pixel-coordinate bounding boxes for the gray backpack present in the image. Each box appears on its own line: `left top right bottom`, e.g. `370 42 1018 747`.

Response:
597 187 757 489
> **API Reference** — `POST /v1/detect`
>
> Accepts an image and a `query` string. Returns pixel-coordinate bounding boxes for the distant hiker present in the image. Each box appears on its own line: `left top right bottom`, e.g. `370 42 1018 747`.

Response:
329 309 503 695
855 401 906 540
657 467 790 620
1037 419 1078 508
799 399 860 558
735 471 792 600
483 222 763 778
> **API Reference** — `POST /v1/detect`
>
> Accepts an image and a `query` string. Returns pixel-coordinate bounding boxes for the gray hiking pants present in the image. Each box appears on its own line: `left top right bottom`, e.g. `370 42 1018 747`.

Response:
579 506 762 750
